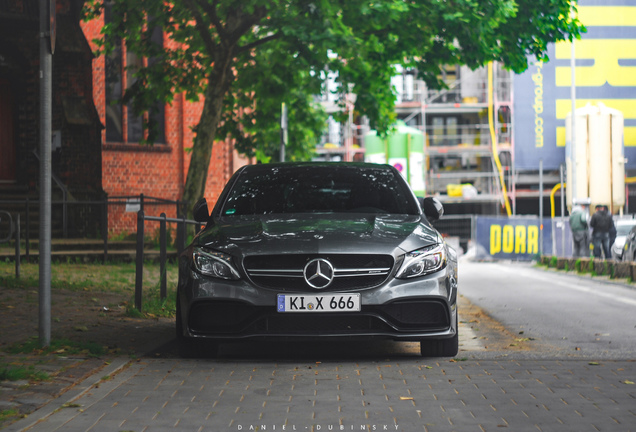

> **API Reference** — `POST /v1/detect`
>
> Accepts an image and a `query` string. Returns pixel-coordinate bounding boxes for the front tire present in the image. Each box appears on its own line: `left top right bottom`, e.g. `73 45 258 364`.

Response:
420 334 459 357
420 313 459 357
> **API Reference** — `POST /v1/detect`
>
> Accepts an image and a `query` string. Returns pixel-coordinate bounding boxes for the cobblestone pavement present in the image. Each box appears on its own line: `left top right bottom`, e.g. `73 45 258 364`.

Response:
6 352 635 432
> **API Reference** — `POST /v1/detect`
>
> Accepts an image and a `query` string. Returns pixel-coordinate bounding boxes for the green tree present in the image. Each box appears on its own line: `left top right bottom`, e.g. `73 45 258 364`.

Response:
84 0 584 213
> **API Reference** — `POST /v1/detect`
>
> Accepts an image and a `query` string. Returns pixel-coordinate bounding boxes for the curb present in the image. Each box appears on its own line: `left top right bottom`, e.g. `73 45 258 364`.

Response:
531 263 636 291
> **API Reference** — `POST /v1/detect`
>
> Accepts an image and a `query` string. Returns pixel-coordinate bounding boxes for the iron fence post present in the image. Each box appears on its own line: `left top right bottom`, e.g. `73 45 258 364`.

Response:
135 210 145 312
180 214 187 253
160 212 167 300
102 193 108 264
15 213 20 279
63 193 68 238
176 212 183 257
25 198 30 262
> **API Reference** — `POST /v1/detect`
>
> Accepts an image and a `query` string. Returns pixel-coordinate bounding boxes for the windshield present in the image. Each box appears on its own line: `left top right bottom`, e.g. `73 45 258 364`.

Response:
617 222 636 236
220 165 419 216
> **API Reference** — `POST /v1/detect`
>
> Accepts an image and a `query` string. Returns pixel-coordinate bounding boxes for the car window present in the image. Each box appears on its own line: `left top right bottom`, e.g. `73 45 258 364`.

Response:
616 222 636 236
220 166 419 216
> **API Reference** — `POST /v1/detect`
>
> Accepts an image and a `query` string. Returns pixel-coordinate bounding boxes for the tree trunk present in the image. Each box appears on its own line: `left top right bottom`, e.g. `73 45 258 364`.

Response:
182 50 235 218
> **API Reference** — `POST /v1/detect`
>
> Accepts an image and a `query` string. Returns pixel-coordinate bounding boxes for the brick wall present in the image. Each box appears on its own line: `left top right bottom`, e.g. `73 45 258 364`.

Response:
81 15 252 237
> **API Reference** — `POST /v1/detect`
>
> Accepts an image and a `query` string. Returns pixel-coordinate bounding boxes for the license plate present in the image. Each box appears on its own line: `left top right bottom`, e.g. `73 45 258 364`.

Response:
277 294 360 313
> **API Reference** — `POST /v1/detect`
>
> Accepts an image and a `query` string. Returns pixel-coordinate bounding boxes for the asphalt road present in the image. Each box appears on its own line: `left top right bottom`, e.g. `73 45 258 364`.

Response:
459 260 636 360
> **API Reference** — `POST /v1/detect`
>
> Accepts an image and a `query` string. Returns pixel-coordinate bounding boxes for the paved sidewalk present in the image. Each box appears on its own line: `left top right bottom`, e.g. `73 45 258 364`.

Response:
6 355 635 432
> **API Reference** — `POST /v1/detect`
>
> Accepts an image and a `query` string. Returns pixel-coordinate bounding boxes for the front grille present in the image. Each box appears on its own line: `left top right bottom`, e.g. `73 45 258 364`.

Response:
244 254 394 291
188 300 450 336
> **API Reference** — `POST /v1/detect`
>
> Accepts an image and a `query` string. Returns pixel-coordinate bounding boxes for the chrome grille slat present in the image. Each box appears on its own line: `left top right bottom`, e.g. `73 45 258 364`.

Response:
243 254 394 290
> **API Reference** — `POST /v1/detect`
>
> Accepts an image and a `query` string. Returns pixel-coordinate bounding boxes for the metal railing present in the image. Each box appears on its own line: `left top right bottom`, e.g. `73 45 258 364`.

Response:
0 194 184 262
134 210 202 312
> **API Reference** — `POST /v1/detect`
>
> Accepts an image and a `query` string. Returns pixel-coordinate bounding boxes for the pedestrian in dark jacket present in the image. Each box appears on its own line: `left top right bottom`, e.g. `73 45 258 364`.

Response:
590 205 614 259
607 206 617 248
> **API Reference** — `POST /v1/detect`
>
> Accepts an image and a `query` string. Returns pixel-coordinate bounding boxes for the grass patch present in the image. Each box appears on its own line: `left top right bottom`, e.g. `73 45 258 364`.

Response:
0 409 20 423
6 338 107 358
125 286 176 318
0 364 49 382
1 260 179 322
0 261 178 294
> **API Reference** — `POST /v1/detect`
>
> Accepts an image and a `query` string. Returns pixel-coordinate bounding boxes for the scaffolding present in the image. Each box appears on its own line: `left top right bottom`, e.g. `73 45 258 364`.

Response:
392 63 514 213
314 63 516 215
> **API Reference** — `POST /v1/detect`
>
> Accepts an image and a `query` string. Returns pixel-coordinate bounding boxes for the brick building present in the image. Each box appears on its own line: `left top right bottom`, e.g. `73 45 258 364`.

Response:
82 5 250 236
0 0 248 239
0 0 103 236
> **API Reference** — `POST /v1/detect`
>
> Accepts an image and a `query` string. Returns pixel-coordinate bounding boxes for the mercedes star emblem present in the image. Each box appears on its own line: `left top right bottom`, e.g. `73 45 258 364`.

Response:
303 258 335 289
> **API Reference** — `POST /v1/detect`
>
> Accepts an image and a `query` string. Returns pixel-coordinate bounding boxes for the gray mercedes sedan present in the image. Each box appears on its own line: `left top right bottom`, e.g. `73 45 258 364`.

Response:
176 162 458 357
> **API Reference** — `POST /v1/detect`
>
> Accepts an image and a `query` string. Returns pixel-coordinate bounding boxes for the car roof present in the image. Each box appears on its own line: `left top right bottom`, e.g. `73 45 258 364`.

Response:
616 219 636 226
238 162 395 172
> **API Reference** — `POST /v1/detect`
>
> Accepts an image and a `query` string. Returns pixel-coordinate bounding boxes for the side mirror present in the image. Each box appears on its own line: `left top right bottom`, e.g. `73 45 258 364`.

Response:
192 198 209 223
419 197 444 222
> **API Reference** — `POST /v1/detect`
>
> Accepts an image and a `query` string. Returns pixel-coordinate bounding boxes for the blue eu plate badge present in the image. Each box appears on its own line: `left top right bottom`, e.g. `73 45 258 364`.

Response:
277 295 285 312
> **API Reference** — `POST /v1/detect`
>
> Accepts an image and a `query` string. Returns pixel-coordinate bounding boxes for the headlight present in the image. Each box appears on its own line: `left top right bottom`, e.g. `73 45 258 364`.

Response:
193 248 240 280
396 244 446 279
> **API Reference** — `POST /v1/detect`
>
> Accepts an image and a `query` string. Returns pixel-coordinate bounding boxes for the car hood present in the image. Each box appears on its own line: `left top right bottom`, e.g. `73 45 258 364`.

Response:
196 213 441 257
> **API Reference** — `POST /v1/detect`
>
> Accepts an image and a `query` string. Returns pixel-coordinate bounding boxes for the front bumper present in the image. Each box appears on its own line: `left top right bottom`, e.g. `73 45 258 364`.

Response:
178 265 458 342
